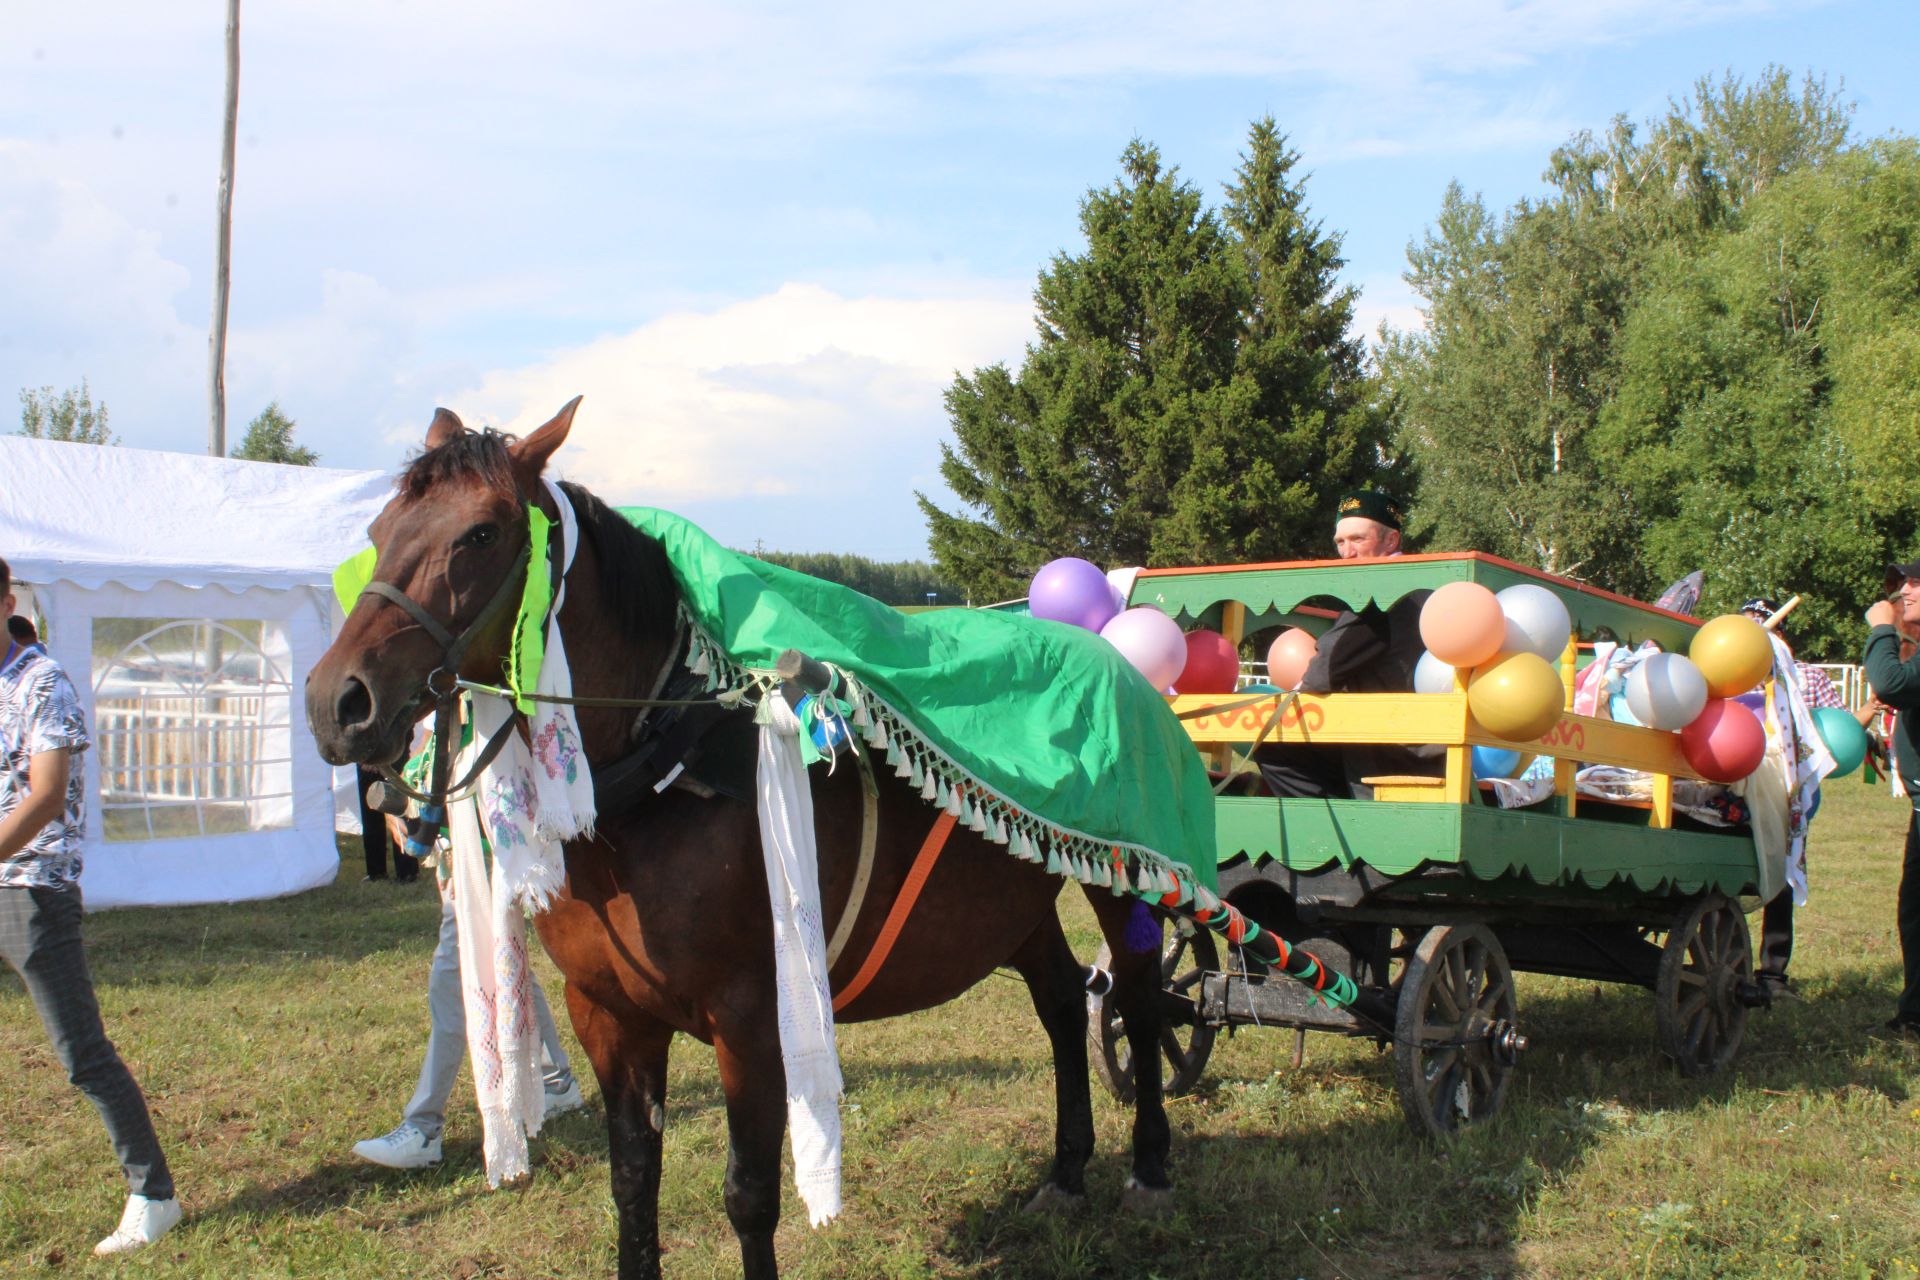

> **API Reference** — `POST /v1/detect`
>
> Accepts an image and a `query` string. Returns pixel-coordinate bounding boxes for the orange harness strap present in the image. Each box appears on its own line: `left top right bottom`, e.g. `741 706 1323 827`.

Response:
831 808 958 1013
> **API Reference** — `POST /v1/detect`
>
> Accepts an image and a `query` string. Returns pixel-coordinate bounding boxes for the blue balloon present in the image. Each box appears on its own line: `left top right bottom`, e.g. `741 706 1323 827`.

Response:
1472 746 1522 779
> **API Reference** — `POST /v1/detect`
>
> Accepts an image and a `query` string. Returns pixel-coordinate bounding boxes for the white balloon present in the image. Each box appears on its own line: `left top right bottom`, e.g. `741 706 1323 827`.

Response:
1098 607 1189 690
1624 652 1709 731
1413 650 1458 695
1496 583 1573 662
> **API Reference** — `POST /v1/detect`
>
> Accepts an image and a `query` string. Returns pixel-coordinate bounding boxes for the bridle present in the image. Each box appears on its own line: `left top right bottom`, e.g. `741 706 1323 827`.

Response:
358 536 534 841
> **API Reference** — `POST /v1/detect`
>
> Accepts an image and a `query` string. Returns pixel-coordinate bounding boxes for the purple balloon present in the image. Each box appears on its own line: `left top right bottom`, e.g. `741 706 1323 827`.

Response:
1732 691 1767 714
1030 557 1120 632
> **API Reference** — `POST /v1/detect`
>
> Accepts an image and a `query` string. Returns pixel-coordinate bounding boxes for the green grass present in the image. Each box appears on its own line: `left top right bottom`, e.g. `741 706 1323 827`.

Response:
3 783 1918 1278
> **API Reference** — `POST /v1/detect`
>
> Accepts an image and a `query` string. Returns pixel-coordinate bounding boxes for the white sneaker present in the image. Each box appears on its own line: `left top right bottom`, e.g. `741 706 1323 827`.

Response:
350 1121 442 1170
94 1194 182 1256
544 1078 587 1118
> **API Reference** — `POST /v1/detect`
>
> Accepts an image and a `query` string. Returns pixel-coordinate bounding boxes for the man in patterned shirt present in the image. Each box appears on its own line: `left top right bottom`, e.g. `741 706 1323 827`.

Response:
0 557 182 1255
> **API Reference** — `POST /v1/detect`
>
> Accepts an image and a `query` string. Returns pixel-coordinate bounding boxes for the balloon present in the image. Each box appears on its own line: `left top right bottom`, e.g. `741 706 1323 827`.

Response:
1467 652 1566 741
1495 584 1573 662
1732 691 1767 714
1100 607 1188 690
1174 629 1240 694
1624 652 1710 731
1689 614 1774 699
1413 650 1458 695
1472 746 1522 779
1811 705 1869 777
1029 557 1121 633
795 694 849 753
1265 628 1319 691
1419 582 1507 669
1679 698 1766 782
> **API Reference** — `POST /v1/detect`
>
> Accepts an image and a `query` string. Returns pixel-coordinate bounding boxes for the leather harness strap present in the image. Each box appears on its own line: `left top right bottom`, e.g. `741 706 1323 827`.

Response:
831 803 958 1013
823 749 880 969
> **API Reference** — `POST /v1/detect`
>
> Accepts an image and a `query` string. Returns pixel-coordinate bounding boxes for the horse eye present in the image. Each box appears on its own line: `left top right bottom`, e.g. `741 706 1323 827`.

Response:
459 523 499 549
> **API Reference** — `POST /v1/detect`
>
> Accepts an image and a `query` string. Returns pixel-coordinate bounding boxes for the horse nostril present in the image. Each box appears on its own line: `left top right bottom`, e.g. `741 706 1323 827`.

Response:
335 676 375 730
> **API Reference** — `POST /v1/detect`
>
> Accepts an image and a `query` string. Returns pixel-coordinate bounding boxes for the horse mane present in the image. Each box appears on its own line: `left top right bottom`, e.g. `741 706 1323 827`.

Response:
399 428 679 648
555 479 681 649
398 427 518 501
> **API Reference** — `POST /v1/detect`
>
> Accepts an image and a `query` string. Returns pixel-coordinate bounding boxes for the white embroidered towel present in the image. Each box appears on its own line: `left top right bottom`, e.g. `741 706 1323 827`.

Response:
756 694 843 1225
525 478 597 843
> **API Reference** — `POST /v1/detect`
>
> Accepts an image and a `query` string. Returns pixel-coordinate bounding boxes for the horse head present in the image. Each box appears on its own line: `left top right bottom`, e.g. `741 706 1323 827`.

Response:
305 398 580 767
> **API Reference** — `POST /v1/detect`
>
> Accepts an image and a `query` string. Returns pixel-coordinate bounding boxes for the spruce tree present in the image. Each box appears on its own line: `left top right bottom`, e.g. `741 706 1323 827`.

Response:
920 122 1391 602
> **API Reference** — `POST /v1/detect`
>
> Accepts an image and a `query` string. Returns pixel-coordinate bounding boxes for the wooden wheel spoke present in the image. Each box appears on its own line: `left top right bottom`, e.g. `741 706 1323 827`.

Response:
1475 973 1511 1016
1160 1024 1189 1065
1677 967 1709 988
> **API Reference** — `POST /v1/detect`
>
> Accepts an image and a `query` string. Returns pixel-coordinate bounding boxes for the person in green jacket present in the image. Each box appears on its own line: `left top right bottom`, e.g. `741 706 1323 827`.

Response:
1863 557 1920 1039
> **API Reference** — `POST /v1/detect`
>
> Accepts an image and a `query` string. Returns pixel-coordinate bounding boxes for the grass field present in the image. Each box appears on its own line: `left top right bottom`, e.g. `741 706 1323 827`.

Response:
3 782 1918 1279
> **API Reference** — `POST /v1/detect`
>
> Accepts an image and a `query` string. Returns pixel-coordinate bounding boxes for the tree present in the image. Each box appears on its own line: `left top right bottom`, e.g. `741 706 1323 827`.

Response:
747 549 963 606
920 122 1393 602
18 380 117 444
1384 69 1863 631
232 402 319 465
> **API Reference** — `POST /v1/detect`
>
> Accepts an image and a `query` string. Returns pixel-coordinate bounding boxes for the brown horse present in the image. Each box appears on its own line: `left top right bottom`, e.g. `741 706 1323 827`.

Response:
305 401 1175 1279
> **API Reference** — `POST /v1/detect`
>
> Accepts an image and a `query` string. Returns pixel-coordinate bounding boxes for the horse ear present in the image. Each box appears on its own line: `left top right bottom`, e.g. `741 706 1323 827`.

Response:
510 396 581 484
426 408 465 450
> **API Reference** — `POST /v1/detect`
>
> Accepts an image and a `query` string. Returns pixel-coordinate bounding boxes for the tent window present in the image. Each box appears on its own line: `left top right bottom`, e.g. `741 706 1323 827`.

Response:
92 619 295 843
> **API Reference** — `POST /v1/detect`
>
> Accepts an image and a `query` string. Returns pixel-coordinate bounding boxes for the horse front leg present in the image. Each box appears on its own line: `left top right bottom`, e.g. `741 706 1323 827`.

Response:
1088 894 1173 1213
567 988 673 1280
713 1017 789 1280
1007 910 1096 1210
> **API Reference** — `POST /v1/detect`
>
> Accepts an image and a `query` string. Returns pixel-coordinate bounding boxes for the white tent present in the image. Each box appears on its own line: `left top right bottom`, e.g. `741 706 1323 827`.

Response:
2 435 394 908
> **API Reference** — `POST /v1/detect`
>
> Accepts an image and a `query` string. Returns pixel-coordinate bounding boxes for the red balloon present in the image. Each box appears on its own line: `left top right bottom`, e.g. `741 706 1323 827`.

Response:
1173 629 1240 695
1679 698 1767 783
1266 628 1319 691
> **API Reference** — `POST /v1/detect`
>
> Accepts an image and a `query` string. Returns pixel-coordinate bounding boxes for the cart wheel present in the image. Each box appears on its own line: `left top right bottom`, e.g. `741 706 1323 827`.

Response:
1655 896 1752 1077
1089 922 1219 1104
1393 924 1523 1140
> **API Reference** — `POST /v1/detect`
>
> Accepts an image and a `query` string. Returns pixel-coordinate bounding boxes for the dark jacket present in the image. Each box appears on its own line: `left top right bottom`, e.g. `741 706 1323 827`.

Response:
1863 624 1920 789
1297 591 1431 696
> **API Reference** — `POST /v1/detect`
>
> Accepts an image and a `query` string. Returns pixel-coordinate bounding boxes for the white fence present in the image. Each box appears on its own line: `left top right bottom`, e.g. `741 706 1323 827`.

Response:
94 688 293 841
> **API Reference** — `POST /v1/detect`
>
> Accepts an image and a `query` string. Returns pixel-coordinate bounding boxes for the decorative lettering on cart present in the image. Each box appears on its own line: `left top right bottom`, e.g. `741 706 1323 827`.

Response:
1538 720 1585 751
1194 698 1325 735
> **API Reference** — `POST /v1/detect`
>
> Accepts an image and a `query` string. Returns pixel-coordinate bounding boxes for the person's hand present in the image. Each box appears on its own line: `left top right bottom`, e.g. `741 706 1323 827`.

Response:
1866 600 1898 628
439 872 455 905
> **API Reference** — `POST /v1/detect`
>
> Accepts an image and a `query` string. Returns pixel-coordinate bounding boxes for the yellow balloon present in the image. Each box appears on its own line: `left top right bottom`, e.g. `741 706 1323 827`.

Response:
1467 652 1566 742
1689 614 1774 699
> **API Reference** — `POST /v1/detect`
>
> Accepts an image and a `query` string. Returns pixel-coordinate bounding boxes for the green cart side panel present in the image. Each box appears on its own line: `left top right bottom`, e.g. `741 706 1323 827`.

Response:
1215 796 1761 900
1132 554 1699 651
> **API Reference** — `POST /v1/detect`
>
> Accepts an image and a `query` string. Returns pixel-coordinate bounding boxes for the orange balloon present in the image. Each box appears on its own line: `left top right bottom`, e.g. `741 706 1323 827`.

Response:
1467 652 1566 741
1265 628 1319 691
1419 582 1507 669
1689 614 1774 699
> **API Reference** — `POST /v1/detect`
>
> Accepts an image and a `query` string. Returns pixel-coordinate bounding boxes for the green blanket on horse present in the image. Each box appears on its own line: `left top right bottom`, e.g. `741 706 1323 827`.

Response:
624 508 1218 896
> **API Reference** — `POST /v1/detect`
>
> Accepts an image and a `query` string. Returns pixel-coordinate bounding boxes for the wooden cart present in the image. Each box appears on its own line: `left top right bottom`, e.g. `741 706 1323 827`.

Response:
1088 553 1781 1138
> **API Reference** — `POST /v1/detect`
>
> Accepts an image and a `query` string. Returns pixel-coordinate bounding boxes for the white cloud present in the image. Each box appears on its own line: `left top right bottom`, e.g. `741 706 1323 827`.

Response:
448 281 1032 506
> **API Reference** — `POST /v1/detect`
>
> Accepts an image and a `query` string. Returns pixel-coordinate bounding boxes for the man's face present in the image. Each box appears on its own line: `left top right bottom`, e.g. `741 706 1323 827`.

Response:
1901 575 1920 624
1333 517 1399 560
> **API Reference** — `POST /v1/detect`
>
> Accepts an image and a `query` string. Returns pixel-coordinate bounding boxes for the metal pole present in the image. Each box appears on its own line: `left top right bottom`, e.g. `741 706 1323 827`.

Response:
209 0 241 456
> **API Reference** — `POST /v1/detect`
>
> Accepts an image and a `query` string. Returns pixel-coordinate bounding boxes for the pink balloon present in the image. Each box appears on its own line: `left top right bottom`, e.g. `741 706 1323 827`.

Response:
1419 582 1506 669
1265 628 1319 691
1174 630 1240 695
1679 698 1766 783
1099 607 1188 690
1030 558 1120 632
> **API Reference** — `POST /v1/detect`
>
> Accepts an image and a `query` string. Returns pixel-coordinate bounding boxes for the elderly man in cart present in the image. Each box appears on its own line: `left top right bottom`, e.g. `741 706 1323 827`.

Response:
1254 491 1440 800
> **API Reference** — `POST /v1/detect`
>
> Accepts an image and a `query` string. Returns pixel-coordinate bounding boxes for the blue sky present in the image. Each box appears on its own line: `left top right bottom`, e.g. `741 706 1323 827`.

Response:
3 1 1912 559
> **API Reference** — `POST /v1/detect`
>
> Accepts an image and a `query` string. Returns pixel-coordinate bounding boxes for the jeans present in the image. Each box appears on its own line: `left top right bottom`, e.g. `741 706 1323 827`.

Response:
402 899 576 1140
1899 802 1920 1025
0 883 174 1199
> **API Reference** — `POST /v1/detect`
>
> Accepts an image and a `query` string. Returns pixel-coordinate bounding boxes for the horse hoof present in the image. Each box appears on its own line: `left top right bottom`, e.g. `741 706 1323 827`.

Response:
1023 1183 1085 1215
1121 1176 1174 1217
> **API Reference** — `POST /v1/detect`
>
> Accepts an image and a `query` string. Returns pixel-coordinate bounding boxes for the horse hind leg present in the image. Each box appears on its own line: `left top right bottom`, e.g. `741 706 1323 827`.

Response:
1007 909 1096 1212
567 988 673 1280
1086 893 1174 1216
